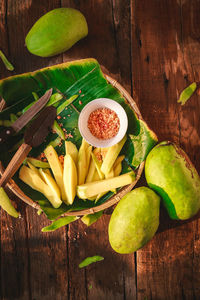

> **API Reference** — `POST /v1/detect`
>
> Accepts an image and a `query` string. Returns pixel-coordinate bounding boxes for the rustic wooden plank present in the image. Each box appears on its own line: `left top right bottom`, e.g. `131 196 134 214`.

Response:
0 0 12 78
0 1 30 299
62 0 136 299
181 1 200 298
131 0 200 299
0 1 69 299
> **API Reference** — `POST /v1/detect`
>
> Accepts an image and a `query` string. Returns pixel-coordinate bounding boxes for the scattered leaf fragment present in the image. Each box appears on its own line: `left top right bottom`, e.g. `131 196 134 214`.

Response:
178 82 197 105
0 50 14 71
41 216 79 232
79 255 104 268
88 284 93 290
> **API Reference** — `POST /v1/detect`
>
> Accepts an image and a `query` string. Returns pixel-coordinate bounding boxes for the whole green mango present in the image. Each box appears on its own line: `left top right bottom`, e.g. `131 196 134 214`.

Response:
145 141 200 220
25 8 88 57
108 187 160 254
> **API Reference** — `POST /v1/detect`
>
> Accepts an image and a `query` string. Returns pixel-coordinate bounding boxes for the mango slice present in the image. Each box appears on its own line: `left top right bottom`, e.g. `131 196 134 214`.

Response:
77 171 135 199
101 135 127 175
77 139 89 185
39 169 62 208
44 145 67 201
65 141 78 164
0 187 19 218
114 162 122 177
26 157 50 169
63 154 77 205
85 158 96 183
19 165 62 208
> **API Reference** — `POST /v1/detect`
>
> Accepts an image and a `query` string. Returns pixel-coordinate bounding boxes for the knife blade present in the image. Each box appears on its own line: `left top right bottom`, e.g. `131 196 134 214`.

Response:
0 105 57 188
0 88 53 145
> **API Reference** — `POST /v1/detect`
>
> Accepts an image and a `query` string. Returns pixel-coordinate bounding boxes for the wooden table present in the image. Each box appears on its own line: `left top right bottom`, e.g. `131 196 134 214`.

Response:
1 1 200 299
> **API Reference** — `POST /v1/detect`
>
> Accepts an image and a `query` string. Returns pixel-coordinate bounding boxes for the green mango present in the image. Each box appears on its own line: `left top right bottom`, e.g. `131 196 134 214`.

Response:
108 187 160 254
25 8 88 57
145 141 200 220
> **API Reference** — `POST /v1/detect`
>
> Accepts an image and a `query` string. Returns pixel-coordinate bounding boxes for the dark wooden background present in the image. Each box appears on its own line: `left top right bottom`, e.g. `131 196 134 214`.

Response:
1 0 200 299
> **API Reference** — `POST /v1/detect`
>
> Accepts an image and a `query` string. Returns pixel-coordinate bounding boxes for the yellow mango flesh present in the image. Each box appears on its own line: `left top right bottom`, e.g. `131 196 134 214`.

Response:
39 169 62 208
63 154 77 205
77 139 89 185
65 141 78 164
19 165 62 208
44 145 67 201
77 171 135 199
101 135 127 175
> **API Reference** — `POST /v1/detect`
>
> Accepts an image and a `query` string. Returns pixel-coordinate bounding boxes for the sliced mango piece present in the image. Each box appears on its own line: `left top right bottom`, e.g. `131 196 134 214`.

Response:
44 145 67 201
86 145 92 174
27 161 42 179
101 147 109 160
86 157 96 183
77 171 135 199
93 170 101 181
43 169 52 176
91 149 104 180
114 162 122 177
77 139 89 185
26 157 50 169
101 135 127 175
39 169 62 208
0 187 19 218
63 154 77 205
113 155 125 169
65 141 78 164
19 165 62 208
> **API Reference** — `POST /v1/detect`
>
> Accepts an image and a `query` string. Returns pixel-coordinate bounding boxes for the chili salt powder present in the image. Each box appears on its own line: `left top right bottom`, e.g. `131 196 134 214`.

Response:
87 107 120 140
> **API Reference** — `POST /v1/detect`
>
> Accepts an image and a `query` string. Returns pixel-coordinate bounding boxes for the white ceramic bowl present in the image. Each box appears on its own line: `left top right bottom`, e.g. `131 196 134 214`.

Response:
78 98 128 148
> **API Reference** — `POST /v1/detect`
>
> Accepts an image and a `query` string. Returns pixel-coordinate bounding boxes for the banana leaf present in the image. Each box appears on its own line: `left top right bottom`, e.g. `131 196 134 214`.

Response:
0 58 157 220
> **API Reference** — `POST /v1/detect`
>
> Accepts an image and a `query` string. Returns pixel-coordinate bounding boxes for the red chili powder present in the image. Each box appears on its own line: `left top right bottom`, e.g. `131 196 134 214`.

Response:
88 107 120 140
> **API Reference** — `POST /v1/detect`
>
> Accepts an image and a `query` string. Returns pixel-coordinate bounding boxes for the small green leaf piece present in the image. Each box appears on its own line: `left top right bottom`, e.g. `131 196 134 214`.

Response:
178 82 197 105
48 136 62 148
32 92 39 101
0 50 14 71
41 216 79 232
81 211 103 226
79 255 104 268
56 95 79 115
52 120 65 140
47 92 63 106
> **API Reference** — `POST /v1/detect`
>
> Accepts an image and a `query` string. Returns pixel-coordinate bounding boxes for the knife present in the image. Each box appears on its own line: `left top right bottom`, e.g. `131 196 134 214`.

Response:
0 88 53 145
0 105 57 187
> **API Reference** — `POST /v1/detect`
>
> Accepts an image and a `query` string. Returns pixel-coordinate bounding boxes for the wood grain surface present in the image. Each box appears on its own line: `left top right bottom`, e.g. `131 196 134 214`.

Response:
0 1 200 299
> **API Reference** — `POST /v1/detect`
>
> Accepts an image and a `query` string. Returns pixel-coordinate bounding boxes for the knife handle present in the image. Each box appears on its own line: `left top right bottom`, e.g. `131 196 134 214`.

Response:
0 126 16 145
0 143 32 187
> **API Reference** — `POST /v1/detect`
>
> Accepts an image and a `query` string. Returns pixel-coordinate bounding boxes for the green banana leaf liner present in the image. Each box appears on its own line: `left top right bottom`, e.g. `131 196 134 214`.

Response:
0 58 157 220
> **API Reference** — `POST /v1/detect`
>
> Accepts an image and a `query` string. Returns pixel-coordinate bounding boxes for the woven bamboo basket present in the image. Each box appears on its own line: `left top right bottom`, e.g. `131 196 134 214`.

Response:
0 74 145 216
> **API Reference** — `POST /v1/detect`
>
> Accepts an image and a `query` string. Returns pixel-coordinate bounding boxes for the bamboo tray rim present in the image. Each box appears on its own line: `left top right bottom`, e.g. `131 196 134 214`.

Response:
0 73 144 217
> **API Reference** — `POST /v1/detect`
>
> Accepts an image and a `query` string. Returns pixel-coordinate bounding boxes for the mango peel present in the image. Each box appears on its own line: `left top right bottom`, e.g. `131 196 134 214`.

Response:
145 141 200 220
25 8 88 57
108 187 160 254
